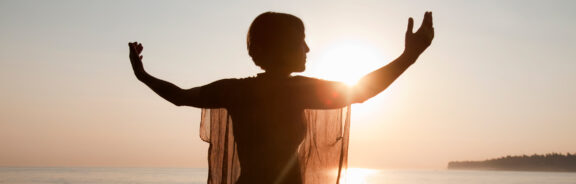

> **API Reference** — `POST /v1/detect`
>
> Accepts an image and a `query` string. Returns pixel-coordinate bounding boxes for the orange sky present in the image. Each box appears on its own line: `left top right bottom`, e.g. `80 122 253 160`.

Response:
1 0 575 169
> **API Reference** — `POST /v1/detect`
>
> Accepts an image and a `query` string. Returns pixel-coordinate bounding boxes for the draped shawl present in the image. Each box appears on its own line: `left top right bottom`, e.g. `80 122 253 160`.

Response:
200 106 351 184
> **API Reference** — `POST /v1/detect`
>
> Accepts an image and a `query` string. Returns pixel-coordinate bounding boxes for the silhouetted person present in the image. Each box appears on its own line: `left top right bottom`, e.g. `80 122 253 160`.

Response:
128 12 433 184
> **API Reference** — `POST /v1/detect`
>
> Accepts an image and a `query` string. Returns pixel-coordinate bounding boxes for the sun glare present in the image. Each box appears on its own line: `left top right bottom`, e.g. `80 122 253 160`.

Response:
339 168 379 184
307 40 386 86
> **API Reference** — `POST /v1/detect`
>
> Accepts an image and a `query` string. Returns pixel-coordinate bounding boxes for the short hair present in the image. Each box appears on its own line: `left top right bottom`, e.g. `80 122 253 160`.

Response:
247 12 305 71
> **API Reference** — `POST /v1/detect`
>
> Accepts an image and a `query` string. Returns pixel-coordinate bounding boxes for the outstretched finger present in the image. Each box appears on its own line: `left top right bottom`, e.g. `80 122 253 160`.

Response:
138 43 144 52
430 12 434 27
424 11 433 28
129 42 136 52
406 17 414 35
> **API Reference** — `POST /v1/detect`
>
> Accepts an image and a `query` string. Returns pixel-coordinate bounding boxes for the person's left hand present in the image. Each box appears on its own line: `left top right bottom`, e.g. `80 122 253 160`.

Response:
404 11 434 56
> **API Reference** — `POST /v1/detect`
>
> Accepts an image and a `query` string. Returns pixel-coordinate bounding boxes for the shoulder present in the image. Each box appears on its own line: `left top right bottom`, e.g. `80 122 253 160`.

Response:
199 76 261 92
206 78 240 85
197 78 241 93
291 75 346 86
203 77 252 86
291 75 323 83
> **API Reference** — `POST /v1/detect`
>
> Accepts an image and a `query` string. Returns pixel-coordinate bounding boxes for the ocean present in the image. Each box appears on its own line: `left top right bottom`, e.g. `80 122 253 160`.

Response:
1 167 575 184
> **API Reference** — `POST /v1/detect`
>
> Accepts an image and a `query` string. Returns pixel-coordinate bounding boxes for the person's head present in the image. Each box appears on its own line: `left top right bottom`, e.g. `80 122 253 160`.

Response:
247 12 310 74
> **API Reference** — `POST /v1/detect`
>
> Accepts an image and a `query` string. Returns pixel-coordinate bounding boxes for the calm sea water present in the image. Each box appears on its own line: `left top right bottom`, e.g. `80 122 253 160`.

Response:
1 167 575 184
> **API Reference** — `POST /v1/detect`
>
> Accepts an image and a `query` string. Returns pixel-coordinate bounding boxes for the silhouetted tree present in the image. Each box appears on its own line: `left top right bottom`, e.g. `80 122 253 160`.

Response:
448 152 576 172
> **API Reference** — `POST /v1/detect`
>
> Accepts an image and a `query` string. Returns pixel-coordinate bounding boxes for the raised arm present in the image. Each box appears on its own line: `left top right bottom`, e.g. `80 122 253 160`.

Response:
128 42 204 107
350 12 434 103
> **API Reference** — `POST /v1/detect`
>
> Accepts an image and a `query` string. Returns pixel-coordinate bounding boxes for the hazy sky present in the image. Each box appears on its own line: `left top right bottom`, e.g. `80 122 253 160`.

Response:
1 0 575 169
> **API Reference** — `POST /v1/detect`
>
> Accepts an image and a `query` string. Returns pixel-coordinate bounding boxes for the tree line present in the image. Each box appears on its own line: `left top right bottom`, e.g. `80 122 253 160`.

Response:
448 153 576 172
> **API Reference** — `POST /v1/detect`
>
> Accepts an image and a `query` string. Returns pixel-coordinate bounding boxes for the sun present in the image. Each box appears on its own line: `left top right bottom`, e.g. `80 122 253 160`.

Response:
305 40 386 86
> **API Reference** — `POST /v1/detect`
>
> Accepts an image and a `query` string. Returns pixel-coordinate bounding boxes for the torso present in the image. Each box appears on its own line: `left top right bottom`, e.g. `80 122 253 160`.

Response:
226 74 307 184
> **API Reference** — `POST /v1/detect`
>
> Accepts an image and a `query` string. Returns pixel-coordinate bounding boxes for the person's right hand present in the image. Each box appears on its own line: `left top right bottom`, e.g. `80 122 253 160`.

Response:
404 12 434 56
129 42 147 80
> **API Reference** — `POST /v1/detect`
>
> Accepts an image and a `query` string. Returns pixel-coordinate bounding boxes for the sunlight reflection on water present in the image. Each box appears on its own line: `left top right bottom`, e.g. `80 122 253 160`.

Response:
1 167 576 184
340 168 380 184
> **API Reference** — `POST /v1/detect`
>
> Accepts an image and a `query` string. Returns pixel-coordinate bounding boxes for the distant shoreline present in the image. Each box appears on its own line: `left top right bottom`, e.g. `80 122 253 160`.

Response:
448 153 576 172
